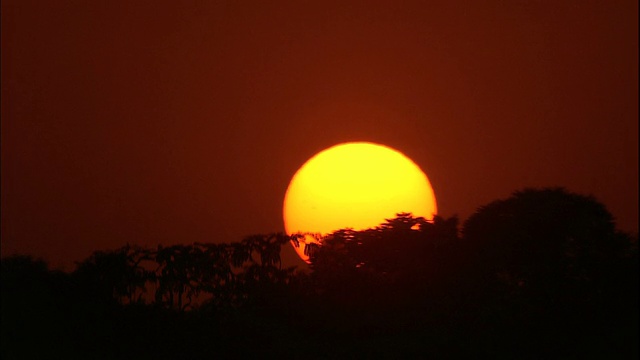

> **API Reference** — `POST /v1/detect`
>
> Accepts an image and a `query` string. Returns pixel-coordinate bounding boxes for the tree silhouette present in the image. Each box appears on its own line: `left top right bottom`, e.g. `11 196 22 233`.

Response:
74 244 153 305
153 244 214 311
461 187 638 357
192 242 236 308
233 233 298 309
1 256 85 358
308 212 461 299
2 189 637 359
462 188 630 295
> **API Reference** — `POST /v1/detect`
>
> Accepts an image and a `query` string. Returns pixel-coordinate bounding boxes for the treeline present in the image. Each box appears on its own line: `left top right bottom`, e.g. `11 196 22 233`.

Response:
1 188 638 359
73 234 300 311
2 236 312 358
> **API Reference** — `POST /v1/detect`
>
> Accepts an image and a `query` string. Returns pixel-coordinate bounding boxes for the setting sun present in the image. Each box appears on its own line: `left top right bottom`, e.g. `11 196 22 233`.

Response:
283 142 437 262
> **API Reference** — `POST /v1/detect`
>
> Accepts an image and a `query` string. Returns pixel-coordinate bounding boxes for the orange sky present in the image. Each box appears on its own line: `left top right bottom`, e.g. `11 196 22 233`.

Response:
2 0 638 270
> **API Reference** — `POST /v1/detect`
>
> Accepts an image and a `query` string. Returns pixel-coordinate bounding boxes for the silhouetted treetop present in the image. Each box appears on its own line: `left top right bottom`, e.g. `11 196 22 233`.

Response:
462 187 632 294
306 213 462 296
1 190 637 359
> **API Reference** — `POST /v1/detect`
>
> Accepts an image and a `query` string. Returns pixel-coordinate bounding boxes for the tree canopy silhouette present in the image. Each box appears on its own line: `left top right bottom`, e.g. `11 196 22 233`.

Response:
1 187 637 359
460 188 638 357
306 212 460 297
462 188 634 294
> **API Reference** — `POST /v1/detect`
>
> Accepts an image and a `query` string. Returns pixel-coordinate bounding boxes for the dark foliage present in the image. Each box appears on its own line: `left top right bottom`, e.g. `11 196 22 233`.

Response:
1 188 637 359
460 188 639 358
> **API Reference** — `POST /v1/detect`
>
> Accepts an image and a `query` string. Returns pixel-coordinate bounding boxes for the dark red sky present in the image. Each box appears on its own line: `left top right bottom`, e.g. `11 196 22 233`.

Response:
2 1 638 270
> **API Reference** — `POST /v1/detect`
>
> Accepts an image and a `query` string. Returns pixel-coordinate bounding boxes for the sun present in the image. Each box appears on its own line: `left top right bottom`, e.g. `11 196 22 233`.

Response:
283 142 437 262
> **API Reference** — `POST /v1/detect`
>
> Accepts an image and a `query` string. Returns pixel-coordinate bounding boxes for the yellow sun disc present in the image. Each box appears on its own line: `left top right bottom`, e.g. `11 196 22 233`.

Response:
283 142 437 262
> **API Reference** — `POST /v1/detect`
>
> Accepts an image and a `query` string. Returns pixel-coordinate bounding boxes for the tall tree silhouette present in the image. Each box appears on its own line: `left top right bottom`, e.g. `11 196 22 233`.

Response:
462 187 631 295
461 187 638 358
74 244 153 305
192 242 236 308
153 244 209 311
235 234 298 305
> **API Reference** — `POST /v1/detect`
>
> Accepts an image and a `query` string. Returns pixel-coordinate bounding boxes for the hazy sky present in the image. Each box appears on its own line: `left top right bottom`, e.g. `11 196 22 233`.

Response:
2 1 637 269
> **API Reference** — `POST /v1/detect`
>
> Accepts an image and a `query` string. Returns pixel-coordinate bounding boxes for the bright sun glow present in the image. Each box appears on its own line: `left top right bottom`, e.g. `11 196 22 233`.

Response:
283 142 437 262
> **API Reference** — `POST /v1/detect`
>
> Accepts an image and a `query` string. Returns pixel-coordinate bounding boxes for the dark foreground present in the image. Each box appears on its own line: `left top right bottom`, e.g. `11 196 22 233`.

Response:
2 189 638 358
